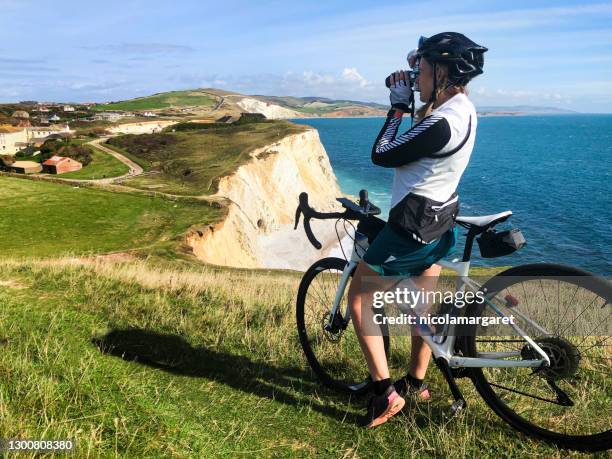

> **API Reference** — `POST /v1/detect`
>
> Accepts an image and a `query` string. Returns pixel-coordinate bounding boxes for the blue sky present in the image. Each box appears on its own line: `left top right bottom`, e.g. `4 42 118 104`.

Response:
1 0 611 112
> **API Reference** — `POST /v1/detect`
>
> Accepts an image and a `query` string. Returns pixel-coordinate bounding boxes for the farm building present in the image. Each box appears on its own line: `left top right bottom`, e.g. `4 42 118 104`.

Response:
42 155 82 174
216 115 238 123
10 160 42 174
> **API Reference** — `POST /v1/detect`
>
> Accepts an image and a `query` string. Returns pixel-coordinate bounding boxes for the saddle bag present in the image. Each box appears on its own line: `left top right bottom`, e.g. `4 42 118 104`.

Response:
477 228 526 258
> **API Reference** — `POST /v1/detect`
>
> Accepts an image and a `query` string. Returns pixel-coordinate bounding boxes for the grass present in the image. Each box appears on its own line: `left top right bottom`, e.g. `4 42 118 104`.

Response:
0 176 223 258
0 257 601 458
92 90 217 112
107 121 308 196
56 147 129 180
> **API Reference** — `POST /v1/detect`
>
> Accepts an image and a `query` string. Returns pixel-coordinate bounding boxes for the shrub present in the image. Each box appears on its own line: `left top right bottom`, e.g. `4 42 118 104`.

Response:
167 122 231 132
39 139 93 166
0 155 15 170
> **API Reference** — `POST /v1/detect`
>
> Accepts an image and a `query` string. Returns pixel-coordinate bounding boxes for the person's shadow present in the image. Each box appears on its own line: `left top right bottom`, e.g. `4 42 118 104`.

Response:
92 328 500 432
92 328 359 423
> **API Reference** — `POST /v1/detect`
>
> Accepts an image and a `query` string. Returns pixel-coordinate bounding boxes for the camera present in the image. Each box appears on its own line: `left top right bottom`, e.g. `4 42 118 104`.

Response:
385 71 419 89
385 49 420 90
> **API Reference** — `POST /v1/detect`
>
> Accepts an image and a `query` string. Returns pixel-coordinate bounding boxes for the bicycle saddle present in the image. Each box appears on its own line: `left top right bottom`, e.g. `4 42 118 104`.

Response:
456 211 512 228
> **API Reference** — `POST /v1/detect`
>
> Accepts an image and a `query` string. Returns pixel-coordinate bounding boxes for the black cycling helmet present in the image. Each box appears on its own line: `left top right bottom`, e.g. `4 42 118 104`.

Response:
417 32 488 86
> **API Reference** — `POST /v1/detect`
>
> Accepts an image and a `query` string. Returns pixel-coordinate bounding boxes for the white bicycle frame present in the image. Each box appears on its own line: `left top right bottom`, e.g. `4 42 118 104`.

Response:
326 236 551 369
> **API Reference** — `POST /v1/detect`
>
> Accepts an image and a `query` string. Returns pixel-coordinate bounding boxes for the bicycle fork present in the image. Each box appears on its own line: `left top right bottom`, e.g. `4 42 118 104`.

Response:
325 260 358 329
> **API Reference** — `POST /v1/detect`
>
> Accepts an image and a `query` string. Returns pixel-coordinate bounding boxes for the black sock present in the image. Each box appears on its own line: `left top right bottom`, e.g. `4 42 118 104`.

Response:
404 372 424 389
373 378 392 395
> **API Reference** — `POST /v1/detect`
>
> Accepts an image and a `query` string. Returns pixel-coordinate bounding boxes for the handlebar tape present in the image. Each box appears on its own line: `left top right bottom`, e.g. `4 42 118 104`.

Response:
295 192 322 249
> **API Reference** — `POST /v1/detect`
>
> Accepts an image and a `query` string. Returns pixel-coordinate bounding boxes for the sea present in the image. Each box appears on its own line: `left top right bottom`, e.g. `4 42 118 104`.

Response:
292 115 612 275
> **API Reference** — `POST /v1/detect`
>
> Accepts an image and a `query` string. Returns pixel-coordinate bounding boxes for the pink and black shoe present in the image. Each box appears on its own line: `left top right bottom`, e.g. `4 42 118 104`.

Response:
394 377 431 401
360 385 406 428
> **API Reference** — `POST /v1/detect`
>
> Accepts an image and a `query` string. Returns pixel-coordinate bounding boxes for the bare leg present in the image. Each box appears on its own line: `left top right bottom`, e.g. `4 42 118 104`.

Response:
348 261 396 381
408 264 442 379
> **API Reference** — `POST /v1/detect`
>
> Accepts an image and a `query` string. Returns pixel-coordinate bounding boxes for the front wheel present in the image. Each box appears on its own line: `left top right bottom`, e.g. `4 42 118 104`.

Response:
465 263 611 452
296 257 390 395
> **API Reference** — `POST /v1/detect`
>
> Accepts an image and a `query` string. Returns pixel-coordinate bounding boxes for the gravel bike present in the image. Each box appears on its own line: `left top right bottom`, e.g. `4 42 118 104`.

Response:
294 189 611 452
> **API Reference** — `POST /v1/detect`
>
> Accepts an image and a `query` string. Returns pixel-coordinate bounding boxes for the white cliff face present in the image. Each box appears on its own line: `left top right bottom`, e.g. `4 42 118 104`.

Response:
186 128 348 270
109 120 178 135
236 97 304 119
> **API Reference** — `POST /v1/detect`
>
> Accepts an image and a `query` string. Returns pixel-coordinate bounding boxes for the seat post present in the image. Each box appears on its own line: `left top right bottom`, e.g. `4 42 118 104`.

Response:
462 226 479 262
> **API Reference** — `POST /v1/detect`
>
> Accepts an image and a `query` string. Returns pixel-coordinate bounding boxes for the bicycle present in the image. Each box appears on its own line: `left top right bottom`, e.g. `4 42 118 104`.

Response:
294 189 611 452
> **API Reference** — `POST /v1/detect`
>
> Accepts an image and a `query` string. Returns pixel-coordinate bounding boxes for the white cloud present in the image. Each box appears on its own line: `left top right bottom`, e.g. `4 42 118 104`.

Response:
342 68 368 87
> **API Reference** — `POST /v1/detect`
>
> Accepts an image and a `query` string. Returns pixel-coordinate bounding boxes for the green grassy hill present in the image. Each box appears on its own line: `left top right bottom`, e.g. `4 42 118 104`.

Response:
89 87 387 118
0 177 222 258
92 90 218 112
106 120 307 196
0 256 585 458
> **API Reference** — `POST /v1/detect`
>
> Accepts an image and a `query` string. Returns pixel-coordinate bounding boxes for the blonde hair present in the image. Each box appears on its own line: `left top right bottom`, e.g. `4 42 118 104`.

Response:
415 64 467 121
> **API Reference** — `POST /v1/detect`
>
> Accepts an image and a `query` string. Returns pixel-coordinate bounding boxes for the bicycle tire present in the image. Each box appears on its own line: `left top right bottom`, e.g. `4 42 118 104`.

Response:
464 263 611 452
296 257 390 395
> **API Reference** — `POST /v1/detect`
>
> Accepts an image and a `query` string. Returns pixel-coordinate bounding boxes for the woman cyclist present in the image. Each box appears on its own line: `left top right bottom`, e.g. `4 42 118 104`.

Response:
347 32 488 427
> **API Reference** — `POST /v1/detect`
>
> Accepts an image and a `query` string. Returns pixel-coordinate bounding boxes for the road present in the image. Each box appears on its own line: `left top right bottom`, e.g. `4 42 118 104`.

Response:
87 137 144 184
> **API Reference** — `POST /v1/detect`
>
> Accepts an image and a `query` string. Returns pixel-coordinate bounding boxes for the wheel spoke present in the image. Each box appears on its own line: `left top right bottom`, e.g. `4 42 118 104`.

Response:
472 270 611 440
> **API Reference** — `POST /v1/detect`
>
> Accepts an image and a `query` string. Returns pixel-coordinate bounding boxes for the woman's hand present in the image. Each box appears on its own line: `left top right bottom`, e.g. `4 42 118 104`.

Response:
388 70 412 112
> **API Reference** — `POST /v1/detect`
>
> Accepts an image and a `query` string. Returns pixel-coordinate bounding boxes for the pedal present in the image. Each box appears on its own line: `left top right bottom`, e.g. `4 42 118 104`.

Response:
434 357 468 419
444 399 466 419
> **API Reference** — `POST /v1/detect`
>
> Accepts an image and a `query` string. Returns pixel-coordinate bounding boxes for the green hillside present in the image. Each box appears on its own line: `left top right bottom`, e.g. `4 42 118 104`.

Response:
106 120 307 195
0 177 222 257
0 256 581 458
92 90 218 112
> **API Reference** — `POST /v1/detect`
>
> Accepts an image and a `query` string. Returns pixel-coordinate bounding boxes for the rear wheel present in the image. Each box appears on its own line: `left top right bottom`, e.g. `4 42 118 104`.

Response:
465 264 611 452
296 257 390 395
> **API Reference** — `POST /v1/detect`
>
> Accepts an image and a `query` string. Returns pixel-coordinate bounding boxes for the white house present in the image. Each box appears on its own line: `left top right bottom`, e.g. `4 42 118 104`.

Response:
28 124 73 140
63 105 75 112
0 126 29 155
94 112 124 122
0 124 74 155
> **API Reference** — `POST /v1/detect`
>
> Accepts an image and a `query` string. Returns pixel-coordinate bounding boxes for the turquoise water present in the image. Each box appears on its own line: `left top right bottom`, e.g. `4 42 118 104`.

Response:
292 115 612 275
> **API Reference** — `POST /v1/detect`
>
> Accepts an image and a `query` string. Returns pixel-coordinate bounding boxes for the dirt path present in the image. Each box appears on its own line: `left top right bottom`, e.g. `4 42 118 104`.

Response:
87 137 143 184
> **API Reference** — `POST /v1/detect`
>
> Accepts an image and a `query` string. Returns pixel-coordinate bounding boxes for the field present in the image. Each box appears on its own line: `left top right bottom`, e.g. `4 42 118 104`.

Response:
57 147 129 180
0 256 599 458
107 121 307 196
0 155 606 457
91 91 217 112
0 177 222 257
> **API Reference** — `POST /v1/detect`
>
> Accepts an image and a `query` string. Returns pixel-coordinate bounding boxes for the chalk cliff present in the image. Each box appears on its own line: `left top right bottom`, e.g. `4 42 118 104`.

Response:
186 128 349 270
236 97 304 119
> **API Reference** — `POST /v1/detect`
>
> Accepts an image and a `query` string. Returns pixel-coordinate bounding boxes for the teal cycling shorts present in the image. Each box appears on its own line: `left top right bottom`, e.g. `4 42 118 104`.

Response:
362 224 457 277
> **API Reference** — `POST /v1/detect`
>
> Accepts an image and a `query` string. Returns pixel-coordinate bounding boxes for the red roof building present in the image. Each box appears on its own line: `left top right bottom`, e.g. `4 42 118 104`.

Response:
42 155 82 174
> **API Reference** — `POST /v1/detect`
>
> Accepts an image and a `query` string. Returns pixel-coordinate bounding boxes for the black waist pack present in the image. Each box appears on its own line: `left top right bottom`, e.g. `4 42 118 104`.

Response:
388 192 459 244
477 228 527 258
356 215 386 244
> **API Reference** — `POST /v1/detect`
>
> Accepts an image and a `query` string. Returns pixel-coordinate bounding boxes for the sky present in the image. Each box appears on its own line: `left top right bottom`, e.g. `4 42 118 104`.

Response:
1 0 611 112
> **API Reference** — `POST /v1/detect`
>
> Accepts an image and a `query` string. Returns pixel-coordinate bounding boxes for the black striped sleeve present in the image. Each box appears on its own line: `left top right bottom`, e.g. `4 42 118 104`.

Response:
371 111 452 168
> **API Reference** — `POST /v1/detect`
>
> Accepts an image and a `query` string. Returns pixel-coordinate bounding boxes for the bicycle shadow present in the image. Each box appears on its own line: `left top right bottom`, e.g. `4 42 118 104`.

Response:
92 328 359 423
